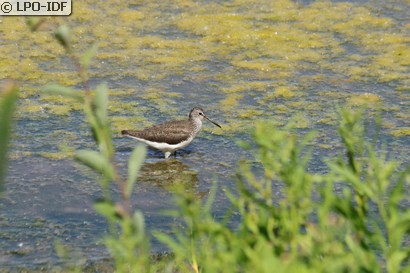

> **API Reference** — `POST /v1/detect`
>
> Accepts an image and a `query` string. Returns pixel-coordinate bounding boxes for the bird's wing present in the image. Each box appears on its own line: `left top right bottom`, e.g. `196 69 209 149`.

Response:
122 120 193 145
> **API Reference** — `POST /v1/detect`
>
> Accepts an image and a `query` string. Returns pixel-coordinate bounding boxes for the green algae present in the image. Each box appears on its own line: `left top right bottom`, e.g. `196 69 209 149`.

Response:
347 93 382 108
39 151 72 160
273 86 296 99
291 113 311 129
390 128 410 137
111 115 149 133
220 93 243 110
0 0 408 159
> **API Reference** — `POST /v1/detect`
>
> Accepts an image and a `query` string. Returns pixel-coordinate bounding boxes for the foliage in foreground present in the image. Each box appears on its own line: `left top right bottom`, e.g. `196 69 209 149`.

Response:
0 81 19 193
22 21 410 272
27 19 151 272
157 109 410 273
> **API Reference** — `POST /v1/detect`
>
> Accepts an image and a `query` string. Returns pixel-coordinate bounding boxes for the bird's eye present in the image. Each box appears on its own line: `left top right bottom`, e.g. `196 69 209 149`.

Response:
199 112 203 115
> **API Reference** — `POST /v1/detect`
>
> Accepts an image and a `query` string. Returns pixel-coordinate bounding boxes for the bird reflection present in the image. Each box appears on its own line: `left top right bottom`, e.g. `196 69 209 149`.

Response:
138 159 209 200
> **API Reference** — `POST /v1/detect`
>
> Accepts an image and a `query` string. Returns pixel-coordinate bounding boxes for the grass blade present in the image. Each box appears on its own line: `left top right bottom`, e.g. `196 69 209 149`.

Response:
44 83 84 102
75 149 114 181
126 145 147 198
0 81 19 192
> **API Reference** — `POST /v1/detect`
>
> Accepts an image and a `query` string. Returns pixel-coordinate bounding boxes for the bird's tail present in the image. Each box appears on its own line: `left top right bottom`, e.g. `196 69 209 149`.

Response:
121 130 130 136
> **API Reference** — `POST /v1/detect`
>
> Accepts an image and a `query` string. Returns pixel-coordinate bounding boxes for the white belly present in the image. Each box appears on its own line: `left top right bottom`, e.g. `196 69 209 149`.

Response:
126 135 194 153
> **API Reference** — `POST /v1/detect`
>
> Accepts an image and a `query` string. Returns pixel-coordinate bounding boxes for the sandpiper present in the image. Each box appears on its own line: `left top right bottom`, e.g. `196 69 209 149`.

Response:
121 107 221 158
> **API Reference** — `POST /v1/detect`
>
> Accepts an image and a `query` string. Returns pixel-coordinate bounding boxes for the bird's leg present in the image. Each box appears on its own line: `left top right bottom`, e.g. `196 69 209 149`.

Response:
173 151 177 158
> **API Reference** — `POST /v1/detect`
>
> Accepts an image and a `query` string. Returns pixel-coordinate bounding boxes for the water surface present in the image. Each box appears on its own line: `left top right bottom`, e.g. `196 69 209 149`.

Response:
0 0 409 270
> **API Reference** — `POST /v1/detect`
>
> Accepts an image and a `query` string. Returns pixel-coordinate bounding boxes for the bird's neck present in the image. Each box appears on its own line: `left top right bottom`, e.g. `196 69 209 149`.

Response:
190 118 203 136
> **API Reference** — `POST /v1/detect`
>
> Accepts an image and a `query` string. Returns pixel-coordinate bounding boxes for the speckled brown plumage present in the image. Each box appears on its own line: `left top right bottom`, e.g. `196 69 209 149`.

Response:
121 107 221 158
121 119 197 145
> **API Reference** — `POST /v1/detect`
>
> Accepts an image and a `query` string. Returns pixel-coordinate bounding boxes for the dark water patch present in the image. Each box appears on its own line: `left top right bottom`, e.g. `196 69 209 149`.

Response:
2 154 220 268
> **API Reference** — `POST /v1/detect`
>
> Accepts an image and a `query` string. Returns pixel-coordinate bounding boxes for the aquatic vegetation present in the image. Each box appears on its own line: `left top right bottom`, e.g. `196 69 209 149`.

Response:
391 127 410 137
2 4 409 269
347 93 382 107
1 0 408 158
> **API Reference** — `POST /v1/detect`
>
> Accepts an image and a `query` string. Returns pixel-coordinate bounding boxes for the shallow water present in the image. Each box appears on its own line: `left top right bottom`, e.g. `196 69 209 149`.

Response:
0 0 409 270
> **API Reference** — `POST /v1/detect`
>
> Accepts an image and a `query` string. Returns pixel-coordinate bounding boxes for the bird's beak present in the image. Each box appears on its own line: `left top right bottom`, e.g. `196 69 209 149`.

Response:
204 115 221 128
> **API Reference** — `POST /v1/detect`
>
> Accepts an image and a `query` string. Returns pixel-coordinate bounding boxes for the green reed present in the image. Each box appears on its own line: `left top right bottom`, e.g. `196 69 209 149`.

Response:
0 81 19 193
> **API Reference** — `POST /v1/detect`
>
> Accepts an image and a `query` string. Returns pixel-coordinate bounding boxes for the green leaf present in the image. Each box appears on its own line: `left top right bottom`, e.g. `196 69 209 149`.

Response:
329 162 374 198
44 83 84 102
94 199 117 221
26 17 45 32
133 210 146 241
154 231 185 256
388 251 408 273
126 145 147 198
93 83 109 124
54 24 71 51
0 81 19 192
75 149 114 180
80 43 98 70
